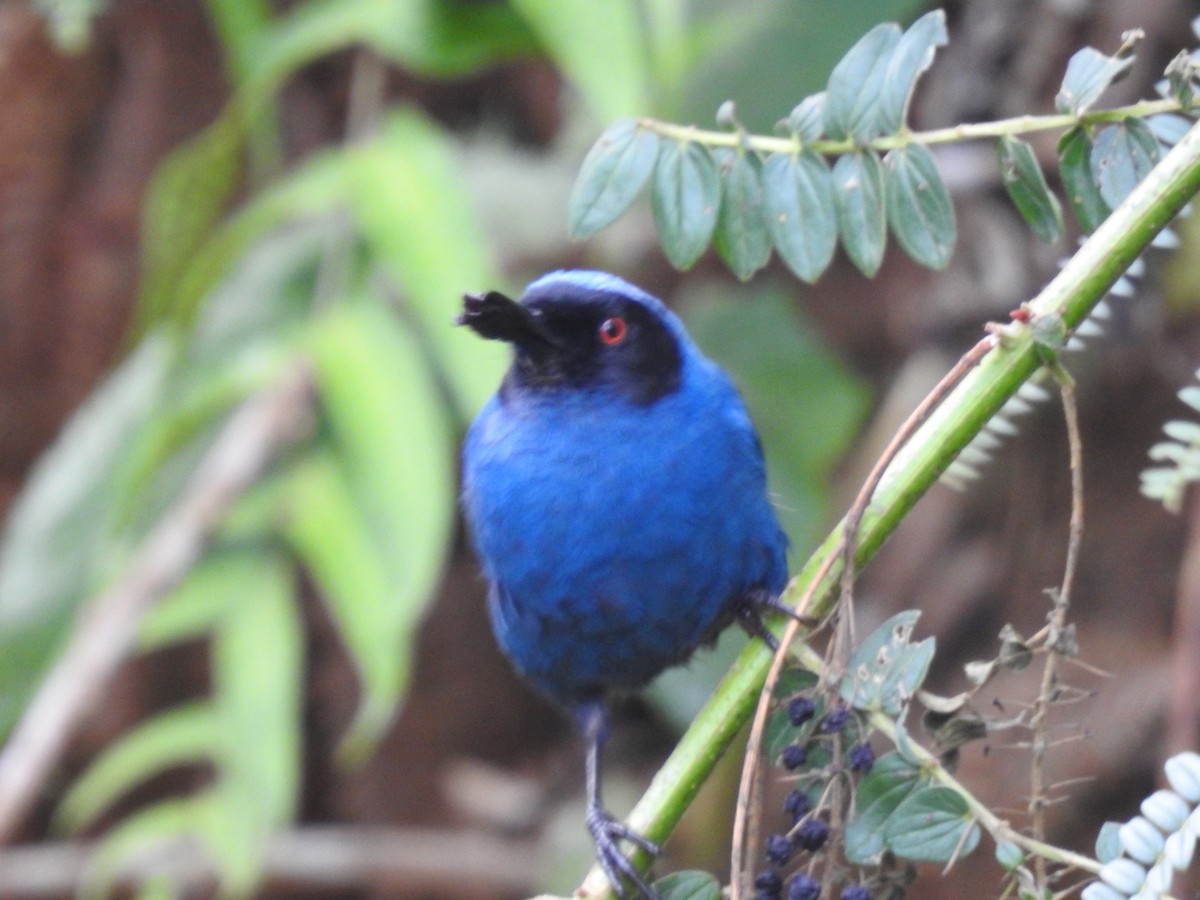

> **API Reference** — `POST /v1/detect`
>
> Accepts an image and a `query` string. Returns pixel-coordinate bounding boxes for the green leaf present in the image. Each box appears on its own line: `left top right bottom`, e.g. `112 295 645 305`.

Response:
824 23 902 142
652 140 720 269
713 148 771 281
347 109 505 420
56 702 218 833
210 550 301 889
883 143 956 269
1091 118 1163 210
80 795 213 898
511 0 651 120
1058 127 1112 234
997 136 1063 243
140 549 265 649
137 110 245 331
840 610 934 715
652 870 722 900
301 302 454 757
845 752 925 864
832 150 887 277
884 786 981 862
0 336 171 738
1055 46 1135 115
879 10 948 133
763 150 837 283
784 93 825 143
995 841 1025 870
569 118 659 239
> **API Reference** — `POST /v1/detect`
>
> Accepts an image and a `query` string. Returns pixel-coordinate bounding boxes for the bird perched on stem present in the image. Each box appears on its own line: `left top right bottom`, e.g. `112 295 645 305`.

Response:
459 271 789 898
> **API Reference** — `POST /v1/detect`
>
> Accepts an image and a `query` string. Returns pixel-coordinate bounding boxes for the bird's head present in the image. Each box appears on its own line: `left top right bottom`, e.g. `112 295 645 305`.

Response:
457 271 685 405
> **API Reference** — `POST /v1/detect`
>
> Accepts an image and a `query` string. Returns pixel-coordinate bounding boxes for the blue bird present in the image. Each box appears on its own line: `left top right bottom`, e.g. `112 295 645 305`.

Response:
458 271 789 898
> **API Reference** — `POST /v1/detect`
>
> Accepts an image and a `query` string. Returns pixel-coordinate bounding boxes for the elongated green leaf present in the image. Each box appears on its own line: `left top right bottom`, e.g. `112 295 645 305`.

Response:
884 786 981 862
763 151 837 283
140 549 265 649
652 140 720 269
883 144 955 269
81 795 216 898
713 149 771 281
569 118 659 239
137 110 245 331
302 302 454 757
824 23 902 142
206 0 275 82
56 702 218 833
1091 118 1163 210
211 550 301 890
785 93 825 143
845 752 925 864
0 336 171 738
832 150 887 277
347 109 504 420
879 10 948 133
511 0 651 120
1058 127 1111 234
997 136 1063 243
1055 46 1135 115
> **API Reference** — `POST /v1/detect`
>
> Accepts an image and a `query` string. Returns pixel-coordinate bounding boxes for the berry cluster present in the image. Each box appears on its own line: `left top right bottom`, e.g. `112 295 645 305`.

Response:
754 691 878 900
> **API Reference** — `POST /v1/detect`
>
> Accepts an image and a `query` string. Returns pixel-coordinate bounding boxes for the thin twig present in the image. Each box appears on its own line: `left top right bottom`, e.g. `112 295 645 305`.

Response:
1027 361 1084 888
0 365 314 845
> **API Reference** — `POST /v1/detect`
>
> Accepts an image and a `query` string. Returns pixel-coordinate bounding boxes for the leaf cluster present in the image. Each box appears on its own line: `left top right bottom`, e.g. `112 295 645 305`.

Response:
570 13 1200 285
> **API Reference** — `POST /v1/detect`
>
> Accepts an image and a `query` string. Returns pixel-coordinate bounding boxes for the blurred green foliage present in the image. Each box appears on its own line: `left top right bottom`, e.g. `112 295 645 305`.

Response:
2 0 887 894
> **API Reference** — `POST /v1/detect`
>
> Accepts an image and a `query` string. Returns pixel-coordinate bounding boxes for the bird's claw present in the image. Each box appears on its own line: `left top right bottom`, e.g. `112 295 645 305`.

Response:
586 807 661 899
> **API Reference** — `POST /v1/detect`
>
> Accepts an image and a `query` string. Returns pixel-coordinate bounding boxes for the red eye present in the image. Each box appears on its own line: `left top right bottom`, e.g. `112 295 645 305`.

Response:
598 317 627 345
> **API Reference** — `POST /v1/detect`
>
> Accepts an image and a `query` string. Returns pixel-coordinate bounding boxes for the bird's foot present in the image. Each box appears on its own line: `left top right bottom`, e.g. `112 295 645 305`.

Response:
585 806 661 899
737 591 818 651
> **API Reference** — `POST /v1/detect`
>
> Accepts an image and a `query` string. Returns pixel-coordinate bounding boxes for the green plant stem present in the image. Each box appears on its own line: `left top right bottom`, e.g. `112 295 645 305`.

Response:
578 117 1200 899
641 96 1187 157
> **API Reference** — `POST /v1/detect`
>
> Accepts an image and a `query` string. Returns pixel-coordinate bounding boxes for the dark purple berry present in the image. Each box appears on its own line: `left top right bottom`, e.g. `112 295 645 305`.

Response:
765 832 794 866
848 742 875 773
781 743 808 770
820 704 850 733
754 870 783 898
784 788 811 822
787 695 816 727
787 872 821 900
841 886 871 900
795 816 829 852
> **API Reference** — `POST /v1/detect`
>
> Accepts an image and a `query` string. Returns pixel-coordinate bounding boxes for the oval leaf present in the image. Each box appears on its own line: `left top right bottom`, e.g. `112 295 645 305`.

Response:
1090 118 1162 210
884 785 981 863
1058 127 1111 234
841 610 934 715
845 752 925 864
652 140 720 269
713 148 771 281
832 150 887 277
763 150 837 283
785 93 826 143
879 10 949 133
824 23 903 142
569 118 659 238
883 143 956 269
652 870 722 900
997 136 1063 243
1056 46 1135 115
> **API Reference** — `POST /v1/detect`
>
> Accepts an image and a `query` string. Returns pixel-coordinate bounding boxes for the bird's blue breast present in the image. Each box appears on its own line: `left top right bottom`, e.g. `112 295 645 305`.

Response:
462 349 788 703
